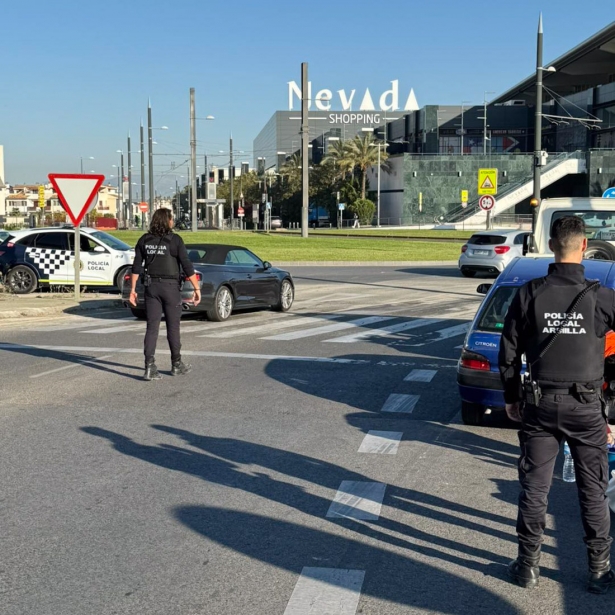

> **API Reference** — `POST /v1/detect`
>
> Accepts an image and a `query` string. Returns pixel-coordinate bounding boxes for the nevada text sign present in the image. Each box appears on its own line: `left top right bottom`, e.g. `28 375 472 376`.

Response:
288 79 419 112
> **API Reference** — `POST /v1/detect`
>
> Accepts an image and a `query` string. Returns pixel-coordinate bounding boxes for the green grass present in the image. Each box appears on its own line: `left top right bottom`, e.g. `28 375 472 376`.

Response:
281 229 473 240
109 230 462 262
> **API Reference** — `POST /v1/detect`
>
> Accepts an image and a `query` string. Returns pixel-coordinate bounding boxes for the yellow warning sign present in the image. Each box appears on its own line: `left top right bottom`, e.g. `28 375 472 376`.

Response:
461 190 469 203
478 168 498 195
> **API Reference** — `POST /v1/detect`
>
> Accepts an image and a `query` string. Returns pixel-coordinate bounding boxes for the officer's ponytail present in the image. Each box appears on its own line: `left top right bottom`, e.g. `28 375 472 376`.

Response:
149 208 173 237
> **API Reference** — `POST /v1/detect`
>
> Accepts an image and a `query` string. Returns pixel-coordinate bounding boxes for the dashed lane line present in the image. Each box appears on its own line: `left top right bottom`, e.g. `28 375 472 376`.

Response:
357 431 403 455
404 369 437 383
283 567 365 615
381 393 421 414
326 481 386 521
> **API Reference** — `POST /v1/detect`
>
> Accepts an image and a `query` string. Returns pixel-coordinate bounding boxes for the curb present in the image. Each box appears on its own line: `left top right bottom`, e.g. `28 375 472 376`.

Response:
273 261 458 267
0 298 122 320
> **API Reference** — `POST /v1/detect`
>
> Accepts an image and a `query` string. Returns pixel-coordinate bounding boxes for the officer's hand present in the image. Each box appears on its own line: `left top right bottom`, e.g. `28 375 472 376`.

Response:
193 289 201 306
506 402 522 423
129 291 138 307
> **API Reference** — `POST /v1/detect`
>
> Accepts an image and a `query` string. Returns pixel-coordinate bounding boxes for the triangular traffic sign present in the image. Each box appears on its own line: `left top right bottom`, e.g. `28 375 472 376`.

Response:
480 175 495 190
48 174 105 226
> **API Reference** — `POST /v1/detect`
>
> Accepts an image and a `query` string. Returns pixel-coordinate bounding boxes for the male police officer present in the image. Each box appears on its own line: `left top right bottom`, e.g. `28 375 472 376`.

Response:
130 208 201 380
499 215 615 593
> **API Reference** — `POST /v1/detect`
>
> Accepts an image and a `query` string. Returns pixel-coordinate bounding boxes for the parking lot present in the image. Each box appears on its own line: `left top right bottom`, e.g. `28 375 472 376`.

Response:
2 265 614 615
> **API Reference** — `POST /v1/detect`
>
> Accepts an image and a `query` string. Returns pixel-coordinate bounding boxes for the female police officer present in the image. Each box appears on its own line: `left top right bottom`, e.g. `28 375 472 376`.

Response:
129 208 201 381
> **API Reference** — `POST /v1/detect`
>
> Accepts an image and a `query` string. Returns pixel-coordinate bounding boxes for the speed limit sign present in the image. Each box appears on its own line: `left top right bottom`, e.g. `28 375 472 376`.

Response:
478 195 496 211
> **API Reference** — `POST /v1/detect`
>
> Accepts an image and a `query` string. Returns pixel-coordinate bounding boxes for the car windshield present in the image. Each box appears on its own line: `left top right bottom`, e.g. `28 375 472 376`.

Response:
551 210 615 240
469 234 506 246
90 231 132 251
0 231 11 244
477 286 519 332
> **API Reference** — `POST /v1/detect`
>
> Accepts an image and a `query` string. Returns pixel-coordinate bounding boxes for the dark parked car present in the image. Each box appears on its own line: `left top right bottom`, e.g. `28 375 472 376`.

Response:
122 243 294 321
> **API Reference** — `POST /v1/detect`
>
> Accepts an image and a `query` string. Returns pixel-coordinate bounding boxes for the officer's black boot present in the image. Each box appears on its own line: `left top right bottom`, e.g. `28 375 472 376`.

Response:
144 359 162 381
171 359 192 376
507 543 541 589
588 546 615 594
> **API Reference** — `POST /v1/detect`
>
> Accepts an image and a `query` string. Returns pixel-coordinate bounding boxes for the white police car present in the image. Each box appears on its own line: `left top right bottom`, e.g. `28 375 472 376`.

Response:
0 227 134 294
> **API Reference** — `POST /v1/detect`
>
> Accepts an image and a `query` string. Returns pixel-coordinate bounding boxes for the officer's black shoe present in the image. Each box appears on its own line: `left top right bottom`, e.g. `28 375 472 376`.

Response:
507 544 541 589
171 360 192 376
144 362 162 381
588 547 615 594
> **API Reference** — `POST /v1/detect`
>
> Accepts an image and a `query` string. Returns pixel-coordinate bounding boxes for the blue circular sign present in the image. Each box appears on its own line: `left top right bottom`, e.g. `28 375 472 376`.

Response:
602 187 615 199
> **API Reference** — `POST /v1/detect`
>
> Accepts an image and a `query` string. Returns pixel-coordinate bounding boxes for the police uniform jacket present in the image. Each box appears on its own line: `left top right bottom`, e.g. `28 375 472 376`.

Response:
131 232 195 279
499 262 615 404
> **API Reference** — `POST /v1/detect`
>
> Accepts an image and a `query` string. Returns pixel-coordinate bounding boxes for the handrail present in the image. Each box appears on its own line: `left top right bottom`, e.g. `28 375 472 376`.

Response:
444 151 585 224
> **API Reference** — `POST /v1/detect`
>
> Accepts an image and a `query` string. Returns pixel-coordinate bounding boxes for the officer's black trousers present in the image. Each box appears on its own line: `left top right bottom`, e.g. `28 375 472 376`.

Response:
144 279 182 364
517 393 611 552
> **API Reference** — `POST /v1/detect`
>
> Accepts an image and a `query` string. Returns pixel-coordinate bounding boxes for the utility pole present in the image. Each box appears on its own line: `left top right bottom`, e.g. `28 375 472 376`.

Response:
127 132 132 228
229 135 234 229
120 152 125 228
531 13 544 240
140 121 146 229
460 103 465 156
148 100 154 215
483 95 488 155
190 87 197 232
301 62 309 238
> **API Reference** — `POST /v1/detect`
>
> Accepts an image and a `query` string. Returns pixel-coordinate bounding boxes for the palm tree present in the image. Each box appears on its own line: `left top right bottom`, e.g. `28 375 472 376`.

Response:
344 134 390 200
322 140 353 182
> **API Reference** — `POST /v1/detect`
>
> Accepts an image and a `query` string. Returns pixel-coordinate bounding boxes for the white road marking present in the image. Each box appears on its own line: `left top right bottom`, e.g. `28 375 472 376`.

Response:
180 312 294 334
29 354 115 379
283 567 365 615
404 369 437 383
381 393 421 414
0 344 371 365
27 318 134 332
357 431 403 454
262 315 396 341
455 344 464 349
408 322 471 346
84 324 145 334
198 314 344 339
325 318 443 344
326 481 386 520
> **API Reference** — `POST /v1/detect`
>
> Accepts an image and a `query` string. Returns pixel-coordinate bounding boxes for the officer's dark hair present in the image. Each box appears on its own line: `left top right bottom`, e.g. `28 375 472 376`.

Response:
550 216 586 255
149 208 173 237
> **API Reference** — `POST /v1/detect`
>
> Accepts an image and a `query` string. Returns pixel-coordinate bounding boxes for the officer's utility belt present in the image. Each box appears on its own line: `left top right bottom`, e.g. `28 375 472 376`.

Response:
528 383 600 404
522 281 600 406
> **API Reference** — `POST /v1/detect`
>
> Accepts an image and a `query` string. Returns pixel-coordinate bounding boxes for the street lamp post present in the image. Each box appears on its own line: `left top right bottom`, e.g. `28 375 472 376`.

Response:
532 14 545 240
80 156 94 174
140 121 146 229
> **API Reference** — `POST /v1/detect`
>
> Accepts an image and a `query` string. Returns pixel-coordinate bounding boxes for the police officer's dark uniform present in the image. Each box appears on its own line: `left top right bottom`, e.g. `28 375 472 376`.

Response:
131 228 196 380
500 255 615 593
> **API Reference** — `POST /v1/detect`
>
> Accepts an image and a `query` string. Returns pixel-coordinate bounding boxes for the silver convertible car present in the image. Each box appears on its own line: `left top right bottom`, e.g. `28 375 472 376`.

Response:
122 243 294 321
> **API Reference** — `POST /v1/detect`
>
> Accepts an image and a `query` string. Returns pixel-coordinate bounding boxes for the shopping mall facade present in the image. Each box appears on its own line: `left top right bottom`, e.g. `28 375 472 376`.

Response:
253 21 615 225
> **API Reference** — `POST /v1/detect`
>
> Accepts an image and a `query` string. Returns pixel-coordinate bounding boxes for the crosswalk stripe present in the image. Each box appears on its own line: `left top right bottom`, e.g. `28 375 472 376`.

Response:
85 324 145 334
198 314 344 338
326 481 386 520
381 393 420 414
408 322 471 346
180 312 294 333
28 318 134 332
404 369 437 383
261 315 396 341
324 317 443 344
283 568 365 615
357 431 403 454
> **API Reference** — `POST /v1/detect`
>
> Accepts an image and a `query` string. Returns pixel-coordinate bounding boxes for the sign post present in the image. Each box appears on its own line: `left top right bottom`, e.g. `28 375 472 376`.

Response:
48 174 104 302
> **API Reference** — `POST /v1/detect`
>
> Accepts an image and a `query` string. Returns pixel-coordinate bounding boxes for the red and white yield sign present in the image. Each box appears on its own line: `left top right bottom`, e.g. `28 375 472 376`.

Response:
48 173 105 226
478 194 496 211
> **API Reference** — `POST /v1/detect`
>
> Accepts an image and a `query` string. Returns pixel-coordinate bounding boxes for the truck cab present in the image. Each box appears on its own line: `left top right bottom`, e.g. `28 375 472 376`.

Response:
533 198 615 260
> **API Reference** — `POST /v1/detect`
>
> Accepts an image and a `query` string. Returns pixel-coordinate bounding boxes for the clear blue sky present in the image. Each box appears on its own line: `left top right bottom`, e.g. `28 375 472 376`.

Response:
2 0 610 193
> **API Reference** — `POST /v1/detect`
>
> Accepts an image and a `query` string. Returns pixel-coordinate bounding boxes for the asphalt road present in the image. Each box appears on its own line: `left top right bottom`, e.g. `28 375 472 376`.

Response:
2 265 613 615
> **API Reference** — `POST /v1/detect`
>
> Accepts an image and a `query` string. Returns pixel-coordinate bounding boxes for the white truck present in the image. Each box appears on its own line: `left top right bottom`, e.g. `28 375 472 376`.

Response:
531 197 615 260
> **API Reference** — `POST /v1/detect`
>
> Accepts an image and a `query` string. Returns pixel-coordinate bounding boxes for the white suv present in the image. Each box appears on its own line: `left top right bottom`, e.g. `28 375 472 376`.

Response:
0 227 134 294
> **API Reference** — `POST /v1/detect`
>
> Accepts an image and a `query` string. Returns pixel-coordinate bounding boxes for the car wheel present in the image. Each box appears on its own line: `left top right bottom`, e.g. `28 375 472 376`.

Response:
273 279 294 312
131 308 146 320
115 266 132 291
461 269 476 278
6 265 38 294
207 285 234 322
461 401 485 425
585 240 615 261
